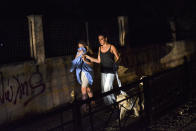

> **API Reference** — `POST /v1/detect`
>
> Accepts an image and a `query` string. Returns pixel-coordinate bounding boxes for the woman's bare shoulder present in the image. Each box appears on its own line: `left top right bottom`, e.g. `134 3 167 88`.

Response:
110 44 117 50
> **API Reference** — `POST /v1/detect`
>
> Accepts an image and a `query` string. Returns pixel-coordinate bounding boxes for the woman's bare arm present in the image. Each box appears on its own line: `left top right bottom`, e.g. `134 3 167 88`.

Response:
111 45 120 63
82 56 93 66
85 47 101 63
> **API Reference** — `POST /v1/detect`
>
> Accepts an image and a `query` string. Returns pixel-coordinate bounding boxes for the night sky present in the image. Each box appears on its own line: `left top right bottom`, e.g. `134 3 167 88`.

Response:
0 0 195 19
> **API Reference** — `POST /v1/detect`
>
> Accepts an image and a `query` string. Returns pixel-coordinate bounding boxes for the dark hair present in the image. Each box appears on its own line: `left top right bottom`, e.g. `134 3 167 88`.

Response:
78 40 93 55
98 31 108 38
78 40 87 46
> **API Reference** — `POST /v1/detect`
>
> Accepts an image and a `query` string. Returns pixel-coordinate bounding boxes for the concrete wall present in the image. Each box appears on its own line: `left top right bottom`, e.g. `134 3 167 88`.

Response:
0 56 76 124
117 40 196 84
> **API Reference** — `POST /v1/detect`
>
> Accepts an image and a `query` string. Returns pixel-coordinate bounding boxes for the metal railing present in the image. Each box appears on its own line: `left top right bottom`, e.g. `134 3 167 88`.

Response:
49 81 143 131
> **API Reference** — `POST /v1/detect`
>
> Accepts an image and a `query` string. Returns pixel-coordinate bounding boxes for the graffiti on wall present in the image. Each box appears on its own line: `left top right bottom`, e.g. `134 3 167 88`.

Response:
0 66 45 106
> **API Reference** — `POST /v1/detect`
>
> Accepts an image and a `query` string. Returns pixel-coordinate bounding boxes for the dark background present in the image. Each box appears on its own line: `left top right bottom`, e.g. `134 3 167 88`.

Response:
0 0 195 18
0 0 196 64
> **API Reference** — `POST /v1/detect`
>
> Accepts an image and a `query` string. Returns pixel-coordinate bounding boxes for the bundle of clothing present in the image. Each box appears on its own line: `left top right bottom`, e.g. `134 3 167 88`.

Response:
70 47 93 85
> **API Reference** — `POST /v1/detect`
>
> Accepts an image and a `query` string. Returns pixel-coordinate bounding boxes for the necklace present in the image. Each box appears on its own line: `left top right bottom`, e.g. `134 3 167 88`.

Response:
102 44 109 50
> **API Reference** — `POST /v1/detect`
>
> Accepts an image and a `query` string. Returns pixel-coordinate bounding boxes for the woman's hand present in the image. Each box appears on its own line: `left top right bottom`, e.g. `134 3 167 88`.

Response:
84 55 90 59
75 50 84 58
82 55 93 66
83 55 91 62
82 55 86 61
78 50 83 56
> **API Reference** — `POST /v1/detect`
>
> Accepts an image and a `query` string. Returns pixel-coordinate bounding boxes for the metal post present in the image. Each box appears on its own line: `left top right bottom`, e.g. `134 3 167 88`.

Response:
88 101 94 131
60 112 64 131
143 77 152 127
117 102 122 131
183 56 191 100
72 98 83 131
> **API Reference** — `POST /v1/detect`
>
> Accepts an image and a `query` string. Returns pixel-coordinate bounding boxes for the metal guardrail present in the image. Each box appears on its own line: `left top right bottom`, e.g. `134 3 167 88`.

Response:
49 81 143 131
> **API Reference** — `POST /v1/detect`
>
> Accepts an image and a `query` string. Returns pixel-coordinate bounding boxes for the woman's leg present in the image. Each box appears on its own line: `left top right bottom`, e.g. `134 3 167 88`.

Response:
101 73 107 104
81 72 88 99
87 87 93 98
101 73 115 105
81 72 88 111
81 87 87 100
87 87 95 105
81 87 88 112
